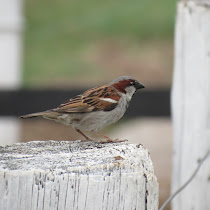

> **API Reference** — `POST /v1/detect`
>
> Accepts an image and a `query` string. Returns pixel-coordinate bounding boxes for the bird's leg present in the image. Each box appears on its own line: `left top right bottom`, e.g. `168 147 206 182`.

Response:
75 129 127 143
75 129 92 141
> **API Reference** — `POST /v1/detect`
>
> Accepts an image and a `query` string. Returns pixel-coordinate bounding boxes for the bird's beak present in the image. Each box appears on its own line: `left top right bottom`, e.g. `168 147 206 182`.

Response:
135 82 145 90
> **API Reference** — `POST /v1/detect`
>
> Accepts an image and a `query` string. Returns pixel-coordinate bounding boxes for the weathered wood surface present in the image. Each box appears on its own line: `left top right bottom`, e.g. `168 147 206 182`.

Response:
172 0 210 209
0 140 158 210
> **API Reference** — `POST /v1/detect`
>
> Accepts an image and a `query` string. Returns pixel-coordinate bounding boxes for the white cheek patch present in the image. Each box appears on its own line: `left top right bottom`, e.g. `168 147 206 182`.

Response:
125 86 136 101
125 86 136 95
100 98 118 103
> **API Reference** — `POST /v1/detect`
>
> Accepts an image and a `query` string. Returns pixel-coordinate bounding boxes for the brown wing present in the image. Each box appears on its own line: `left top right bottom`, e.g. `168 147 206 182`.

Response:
82 85 120 111
54 85 120 113
55 95 93 113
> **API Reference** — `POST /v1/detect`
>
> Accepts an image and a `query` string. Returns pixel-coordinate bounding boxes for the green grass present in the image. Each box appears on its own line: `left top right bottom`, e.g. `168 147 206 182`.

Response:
24 0 176 87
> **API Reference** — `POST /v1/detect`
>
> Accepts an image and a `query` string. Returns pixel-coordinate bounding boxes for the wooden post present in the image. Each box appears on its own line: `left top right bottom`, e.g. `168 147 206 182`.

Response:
0 0 23 145
172 0 210 209
0 141 158 210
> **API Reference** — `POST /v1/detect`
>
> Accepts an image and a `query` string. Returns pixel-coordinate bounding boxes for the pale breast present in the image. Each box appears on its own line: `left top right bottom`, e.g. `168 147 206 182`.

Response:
72 94 128 131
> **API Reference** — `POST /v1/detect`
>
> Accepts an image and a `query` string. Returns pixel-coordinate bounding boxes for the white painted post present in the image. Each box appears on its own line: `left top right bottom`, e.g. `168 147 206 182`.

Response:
172 0 210 209
0 141 159 210
0 0 23 145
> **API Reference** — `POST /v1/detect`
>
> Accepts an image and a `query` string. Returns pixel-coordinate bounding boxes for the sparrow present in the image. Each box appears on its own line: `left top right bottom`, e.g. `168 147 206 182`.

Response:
20 76 144 142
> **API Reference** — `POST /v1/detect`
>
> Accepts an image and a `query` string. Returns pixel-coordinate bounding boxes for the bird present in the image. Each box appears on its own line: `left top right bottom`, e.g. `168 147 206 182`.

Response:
20 76 145 142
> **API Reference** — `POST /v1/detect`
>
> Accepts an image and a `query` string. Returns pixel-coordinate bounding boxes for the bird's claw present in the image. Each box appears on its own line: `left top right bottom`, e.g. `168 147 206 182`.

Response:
100 138 128 143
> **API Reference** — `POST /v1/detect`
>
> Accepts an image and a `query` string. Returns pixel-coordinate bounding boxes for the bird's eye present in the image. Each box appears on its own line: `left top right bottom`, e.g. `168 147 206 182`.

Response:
129 81 135 86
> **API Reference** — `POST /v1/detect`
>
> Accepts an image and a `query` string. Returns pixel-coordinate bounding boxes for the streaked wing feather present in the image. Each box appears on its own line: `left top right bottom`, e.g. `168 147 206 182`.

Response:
83 85 120 111
55 95 93 113
54 85 120 113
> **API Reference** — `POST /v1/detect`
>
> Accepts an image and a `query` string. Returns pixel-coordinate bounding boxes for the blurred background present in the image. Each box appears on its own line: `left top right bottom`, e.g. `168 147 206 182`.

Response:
0 0 176 209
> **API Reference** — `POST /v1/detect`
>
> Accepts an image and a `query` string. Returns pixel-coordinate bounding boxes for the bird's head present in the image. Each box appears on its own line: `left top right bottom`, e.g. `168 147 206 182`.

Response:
109 76 145 97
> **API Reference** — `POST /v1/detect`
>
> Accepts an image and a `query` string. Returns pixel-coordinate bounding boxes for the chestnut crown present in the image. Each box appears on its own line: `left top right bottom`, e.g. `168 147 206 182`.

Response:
109 76 144 93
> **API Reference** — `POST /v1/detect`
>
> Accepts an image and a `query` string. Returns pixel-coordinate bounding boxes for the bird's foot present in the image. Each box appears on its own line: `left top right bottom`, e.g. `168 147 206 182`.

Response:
91 132 128 143
99 138 128 144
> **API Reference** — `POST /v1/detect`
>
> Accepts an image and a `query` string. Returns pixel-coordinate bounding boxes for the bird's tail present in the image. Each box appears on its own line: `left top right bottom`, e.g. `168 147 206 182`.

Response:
20 110 61 122
20 111 48 119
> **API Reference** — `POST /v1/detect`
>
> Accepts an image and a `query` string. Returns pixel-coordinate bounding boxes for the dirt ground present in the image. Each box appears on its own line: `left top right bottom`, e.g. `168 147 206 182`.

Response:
21 117 172 210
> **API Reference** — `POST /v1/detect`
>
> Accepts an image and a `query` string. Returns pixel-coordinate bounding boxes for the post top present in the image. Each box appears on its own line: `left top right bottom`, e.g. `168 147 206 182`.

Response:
0 140 153 175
